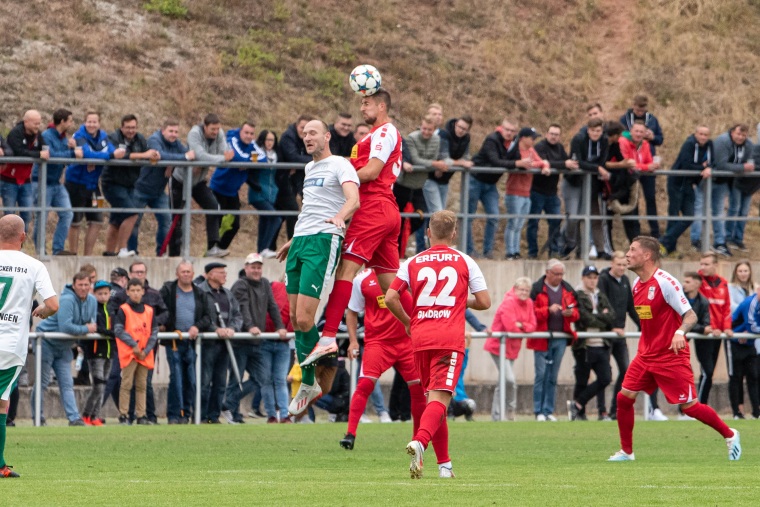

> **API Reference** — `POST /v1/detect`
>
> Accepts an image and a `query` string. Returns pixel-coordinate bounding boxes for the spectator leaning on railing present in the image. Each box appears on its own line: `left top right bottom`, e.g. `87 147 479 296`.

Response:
65 111 126 256
724 126 757 254
248 130 282 258
603 121 639 248
729 282 760 419
425 116 473 215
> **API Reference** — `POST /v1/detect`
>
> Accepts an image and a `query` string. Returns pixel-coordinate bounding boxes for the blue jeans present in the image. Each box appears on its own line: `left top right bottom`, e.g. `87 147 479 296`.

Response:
660 178 696 253
526 191 562 257
255 340 290 419
223 343 262 418
129 190 171 255
532 338 567 416
726 185 752 244
504 194 531 256
32 182 73 254
422 179 449 213
31 339 81 422
165 341 197 420
2 181 33 233
466 175 499 256
691 181 729 245
249 196 283 253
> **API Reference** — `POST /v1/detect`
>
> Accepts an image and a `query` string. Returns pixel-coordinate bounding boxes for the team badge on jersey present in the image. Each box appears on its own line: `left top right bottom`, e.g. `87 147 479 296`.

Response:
648 286 656 300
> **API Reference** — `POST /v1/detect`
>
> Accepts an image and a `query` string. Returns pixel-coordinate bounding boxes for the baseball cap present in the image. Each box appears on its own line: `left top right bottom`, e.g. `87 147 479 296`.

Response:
581 265 599 277
204 262 227 274
245 252 264 264
518 127 540 139
110 267 128 279
94 280 111 291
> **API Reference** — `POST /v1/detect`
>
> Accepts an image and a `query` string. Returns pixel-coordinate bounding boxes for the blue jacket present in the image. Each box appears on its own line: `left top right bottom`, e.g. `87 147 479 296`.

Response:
34 126 76 185
65 125 115 190
248 148 279 205
209 129 266 197
37 284 97 345
732 293 758 347
135 130 189 196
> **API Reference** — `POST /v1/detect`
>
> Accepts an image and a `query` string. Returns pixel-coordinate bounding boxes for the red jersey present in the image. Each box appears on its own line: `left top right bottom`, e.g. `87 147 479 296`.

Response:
348 269 409 343
698 271 732 331
632 269 692 365
349 121 402 205
391 245 487 353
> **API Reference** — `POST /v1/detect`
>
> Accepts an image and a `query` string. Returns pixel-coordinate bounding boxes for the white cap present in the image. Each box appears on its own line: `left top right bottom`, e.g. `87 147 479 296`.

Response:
245 252 264 264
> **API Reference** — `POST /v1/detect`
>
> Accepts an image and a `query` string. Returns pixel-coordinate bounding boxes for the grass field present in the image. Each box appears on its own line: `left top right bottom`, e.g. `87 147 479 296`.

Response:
2 418 757 506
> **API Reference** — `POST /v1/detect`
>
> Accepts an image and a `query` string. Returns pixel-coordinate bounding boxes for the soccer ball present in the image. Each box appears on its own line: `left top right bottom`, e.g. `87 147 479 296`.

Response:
349 64 382 96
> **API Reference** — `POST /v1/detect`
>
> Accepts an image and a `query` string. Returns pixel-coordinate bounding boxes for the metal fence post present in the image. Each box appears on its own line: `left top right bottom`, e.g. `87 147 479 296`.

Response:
580 172 592 262
182 166 193 258
34 336 42 427
498 335 506 422
459 168 470 253
195 335 202 425
702 176 712 253
36 162 48 257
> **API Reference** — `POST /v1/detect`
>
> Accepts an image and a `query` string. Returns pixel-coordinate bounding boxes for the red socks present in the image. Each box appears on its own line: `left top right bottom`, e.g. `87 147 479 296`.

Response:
682 402 734 439
431 416 450 464
409 382 426 436
413 400 447 448
346 377 375 436
616 392 635 454
322 280 353 337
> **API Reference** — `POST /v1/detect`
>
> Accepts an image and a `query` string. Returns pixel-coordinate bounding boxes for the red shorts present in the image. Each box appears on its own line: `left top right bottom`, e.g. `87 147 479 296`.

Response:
342 198 400 273
414 349 464 394
622 355 697 405
360 338 418 382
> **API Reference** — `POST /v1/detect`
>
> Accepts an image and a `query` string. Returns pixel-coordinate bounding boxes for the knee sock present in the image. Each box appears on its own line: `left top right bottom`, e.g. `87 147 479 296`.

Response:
347 377 375 437
682 402 734 439
616 392 635 454
430 416 450 465
321 280 353 338
0 413 6 467
413 400 447 448
409 382 426 436
296 326 320 385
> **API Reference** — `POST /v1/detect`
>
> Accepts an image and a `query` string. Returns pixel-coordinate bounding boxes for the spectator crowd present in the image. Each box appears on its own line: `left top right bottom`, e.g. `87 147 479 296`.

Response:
3 95 760 261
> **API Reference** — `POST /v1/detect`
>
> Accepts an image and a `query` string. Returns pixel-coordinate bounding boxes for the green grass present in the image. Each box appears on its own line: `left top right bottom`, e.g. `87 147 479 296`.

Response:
3 419 757 506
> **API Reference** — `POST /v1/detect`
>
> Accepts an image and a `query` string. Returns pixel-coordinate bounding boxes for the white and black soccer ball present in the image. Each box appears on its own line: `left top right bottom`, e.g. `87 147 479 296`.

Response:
349 64 382 96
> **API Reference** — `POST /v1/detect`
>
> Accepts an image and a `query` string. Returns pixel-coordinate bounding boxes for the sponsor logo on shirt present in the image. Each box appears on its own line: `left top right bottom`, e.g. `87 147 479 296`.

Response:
303 178 325 188
0 312 20 323
635 305 653 320
376 295 387 309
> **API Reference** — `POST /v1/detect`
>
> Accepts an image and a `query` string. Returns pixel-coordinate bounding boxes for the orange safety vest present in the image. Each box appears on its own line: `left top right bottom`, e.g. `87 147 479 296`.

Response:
116 303 155 369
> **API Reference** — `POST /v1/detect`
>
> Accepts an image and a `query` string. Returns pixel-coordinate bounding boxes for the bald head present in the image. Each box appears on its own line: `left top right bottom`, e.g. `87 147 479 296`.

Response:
23 109 42 135
0 215 26 248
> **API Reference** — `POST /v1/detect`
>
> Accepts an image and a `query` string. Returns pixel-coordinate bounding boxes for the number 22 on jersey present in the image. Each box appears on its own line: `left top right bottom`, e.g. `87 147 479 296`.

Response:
416 266 457 307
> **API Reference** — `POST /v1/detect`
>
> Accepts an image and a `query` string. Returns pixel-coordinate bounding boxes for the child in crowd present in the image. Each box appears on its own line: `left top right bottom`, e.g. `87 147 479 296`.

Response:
81 280 115 426
114 279 158 425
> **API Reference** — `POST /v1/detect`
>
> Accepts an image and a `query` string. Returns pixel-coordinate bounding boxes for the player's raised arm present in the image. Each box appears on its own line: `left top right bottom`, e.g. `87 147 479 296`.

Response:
325 181 360 230
467 290 491 311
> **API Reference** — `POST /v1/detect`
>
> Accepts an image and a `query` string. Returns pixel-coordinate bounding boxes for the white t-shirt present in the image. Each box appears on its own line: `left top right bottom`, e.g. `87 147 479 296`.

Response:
294 155 360 237
0 251 56 369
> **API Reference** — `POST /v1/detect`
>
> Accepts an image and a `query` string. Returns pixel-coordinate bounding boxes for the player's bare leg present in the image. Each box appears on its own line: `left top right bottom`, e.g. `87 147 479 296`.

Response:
408 390 453 479
609 389 637 461
678 400 740 460
289 294 324 416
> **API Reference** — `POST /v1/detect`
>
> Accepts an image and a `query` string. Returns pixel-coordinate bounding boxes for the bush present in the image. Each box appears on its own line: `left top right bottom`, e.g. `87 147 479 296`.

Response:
144 0 188 18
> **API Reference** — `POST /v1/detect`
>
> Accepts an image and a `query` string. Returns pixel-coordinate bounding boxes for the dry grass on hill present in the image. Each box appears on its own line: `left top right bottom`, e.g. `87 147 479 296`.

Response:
2 0 760 259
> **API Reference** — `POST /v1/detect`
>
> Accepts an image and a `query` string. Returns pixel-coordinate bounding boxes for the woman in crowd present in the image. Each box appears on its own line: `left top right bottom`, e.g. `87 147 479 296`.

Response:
729 260 754 313
249 130 283 258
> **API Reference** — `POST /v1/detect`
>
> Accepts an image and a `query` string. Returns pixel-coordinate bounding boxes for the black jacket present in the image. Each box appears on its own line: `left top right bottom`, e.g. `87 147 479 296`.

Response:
6 121 42 158
597 268 640 330
670 134 713 189
279 123 310 194
159 280 218 333
532 139 567 195
81 301 115 360
231 274 284 334
574 289 616 349
688 292 711 335
606 140 639 203
567 130 609 187
432 118 471 185
102 130 149 187
328 126 355 158
471 130 519 184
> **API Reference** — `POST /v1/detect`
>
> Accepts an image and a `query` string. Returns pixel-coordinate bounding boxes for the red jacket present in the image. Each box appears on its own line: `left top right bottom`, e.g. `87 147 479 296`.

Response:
485 288 537 359
698 271 732 331
266 281 294 332
619 136 654 172
527 277 579 351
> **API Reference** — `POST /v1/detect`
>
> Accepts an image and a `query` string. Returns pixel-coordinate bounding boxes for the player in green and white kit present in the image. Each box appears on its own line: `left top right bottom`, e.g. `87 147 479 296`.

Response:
276 120 360 416
0 215 59 478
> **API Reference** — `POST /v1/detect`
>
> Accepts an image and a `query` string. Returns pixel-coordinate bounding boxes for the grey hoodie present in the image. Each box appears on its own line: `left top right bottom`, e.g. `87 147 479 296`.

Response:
172 124 229 186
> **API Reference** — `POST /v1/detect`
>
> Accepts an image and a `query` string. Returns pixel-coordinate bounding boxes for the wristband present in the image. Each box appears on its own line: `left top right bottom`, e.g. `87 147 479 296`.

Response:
675 330 685 336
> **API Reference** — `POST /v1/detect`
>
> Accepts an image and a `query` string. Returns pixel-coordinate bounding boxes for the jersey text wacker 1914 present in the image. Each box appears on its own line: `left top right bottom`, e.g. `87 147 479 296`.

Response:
392 245 487 353
349 122 402 205
0 251 56 369
632 268 692 365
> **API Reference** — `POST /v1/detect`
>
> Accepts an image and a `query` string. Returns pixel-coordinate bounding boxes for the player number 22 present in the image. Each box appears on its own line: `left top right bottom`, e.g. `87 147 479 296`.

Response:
416 266 457 307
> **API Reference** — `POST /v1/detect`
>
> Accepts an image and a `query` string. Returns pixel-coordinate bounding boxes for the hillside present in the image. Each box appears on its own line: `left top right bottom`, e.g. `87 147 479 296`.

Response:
3 0 760 259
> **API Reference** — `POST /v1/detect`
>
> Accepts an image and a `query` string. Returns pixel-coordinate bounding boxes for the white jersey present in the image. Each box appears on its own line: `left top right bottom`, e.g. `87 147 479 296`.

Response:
294 155 360 238
0 251 56 369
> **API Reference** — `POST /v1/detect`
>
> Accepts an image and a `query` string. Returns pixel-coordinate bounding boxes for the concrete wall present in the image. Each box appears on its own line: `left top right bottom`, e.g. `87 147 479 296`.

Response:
40 256 745 388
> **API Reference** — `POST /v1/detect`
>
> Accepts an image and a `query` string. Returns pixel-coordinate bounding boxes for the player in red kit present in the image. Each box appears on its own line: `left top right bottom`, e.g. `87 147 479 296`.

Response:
339 268 427 451
386 210 491 479
301 89 407 366
608 236 741 462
